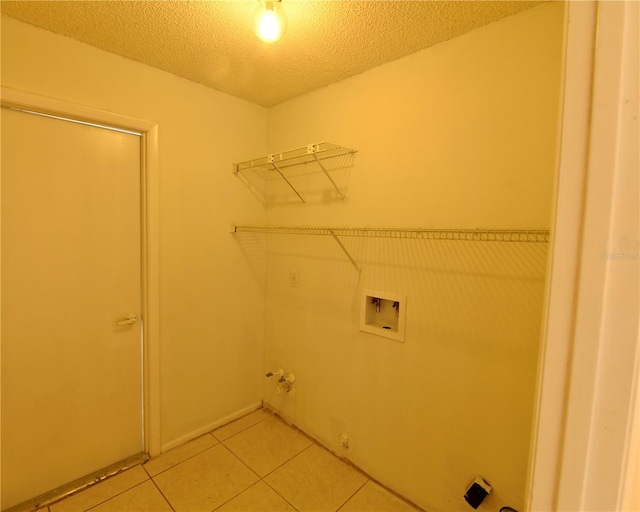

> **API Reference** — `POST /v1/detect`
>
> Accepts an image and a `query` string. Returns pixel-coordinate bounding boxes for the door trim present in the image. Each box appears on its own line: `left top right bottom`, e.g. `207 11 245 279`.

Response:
527 1 640 510
1 86 161 457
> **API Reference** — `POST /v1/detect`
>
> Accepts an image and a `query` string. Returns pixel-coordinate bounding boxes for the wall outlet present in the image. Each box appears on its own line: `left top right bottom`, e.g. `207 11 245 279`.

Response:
289 269 299 287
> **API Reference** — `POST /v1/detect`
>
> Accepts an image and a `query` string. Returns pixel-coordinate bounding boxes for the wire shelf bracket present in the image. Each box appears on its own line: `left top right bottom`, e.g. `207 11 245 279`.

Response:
329 229 360 272
232 142 357 203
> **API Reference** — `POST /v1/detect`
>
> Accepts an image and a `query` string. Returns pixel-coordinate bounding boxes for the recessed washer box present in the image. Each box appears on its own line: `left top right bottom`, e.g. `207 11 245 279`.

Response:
360 289 406 342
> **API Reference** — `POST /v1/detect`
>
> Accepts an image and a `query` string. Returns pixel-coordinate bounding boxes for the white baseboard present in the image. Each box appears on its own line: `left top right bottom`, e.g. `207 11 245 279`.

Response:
160 402 262 453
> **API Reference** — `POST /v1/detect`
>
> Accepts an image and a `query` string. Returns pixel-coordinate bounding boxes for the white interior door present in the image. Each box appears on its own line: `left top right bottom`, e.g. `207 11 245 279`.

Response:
1 107 143 509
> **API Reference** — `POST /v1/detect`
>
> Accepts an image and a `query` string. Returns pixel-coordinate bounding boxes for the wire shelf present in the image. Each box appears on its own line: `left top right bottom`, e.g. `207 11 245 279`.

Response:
233 142 357 173
232 225 550 243
232 142 357 202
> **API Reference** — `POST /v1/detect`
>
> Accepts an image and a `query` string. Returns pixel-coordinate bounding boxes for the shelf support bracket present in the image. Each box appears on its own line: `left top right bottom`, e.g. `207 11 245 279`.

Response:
271 161 306 203
313 153 345 200
329 229 360 272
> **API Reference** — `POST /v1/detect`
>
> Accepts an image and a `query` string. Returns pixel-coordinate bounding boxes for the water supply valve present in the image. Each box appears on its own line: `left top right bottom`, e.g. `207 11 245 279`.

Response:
276 381 293 394
265 368 284 380
267 369 295 393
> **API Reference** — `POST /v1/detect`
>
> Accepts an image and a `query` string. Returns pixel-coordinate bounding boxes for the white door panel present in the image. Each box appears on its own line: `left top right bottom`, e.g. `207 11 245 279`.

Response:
1 108 143 509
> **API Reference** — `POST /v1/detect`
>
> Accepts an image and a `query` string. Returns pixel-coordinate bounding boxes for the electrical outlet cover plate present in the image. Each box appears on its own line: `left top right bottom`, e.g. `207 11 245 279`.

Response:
360 288 406 342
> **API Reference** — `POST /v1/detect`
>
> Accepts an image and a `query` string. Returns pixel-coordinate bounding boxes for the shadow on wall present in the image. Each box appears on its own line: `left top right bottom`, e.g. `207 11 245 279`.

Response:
235 231 549 355
233 231 267 291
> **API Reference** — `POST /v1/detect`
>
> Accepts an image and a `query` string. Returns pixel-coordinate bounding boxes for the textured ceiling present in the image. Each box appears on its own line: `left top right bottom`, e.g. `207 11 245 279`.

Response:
1 1 544 107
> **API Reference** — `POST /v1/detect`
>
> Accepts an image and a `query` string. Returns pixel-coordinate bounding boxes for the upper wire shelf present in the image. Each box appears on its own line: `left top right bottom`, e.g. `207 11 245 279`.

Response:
232 142 357 202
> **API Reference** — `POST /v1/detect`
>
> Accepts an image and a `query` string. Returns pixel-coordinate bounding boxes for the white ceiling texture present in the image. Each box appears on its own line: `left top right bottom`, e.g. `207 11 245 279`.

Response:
1 1 544 106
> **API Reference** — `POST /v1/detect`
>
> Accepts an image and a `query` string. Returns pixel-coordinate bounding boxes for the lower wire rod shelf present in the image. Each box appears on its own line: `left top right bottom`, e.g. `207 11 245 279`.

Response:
232 225 550 273
232 225 550 243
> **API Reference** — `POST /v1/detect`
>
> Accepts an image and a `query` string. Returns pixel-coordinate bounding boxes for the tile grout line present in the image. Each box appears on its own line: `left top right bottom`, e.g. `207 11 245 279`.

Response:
140 410 273 480
219 434 307 512
148 477 177 512
83 478 150 512
149 441 261 512
260 477 300 511
43 410 272 512
221 419 314 479
213 443 263 507
217 443 263 481
255 440 369 512
257 442 314 480
335 479 370 512
80 411 274 512
210 480 264 512
47 408 424 512
214 433 312 511
143 437 221 478
26 459 147 512
210 410 274 443
142 463 178 512
216 416 366 512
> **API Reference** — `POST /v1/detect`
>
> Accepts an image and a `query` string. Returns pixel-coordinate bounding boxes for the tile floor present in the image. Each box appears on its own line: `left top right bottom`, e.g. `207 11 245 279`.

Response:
37 409 422 512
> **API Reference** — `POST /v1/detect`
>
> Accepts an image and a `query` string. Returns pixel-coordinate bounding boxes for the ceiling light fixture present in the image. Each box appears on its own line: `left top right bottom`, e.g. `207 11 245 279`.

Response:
252 0 287 43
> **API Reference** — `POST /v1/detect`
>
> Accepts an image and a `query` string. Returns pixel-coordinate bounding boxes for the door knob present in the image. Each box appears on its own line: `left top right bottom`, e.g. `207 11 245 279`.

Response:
117 313 139 326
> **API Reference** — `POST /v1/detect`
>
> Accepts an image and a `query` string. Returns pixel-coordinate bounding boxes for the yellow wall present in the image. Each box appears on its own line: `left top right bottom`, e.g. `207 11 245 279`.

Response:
262 3 564 511
1 15 268 448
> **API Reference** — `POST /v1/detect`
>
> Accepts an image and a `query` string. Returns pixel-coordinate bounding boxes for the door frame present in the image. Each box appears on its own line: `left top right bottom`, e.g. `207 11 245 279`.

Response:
527 1 639 510
1 86 161 458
